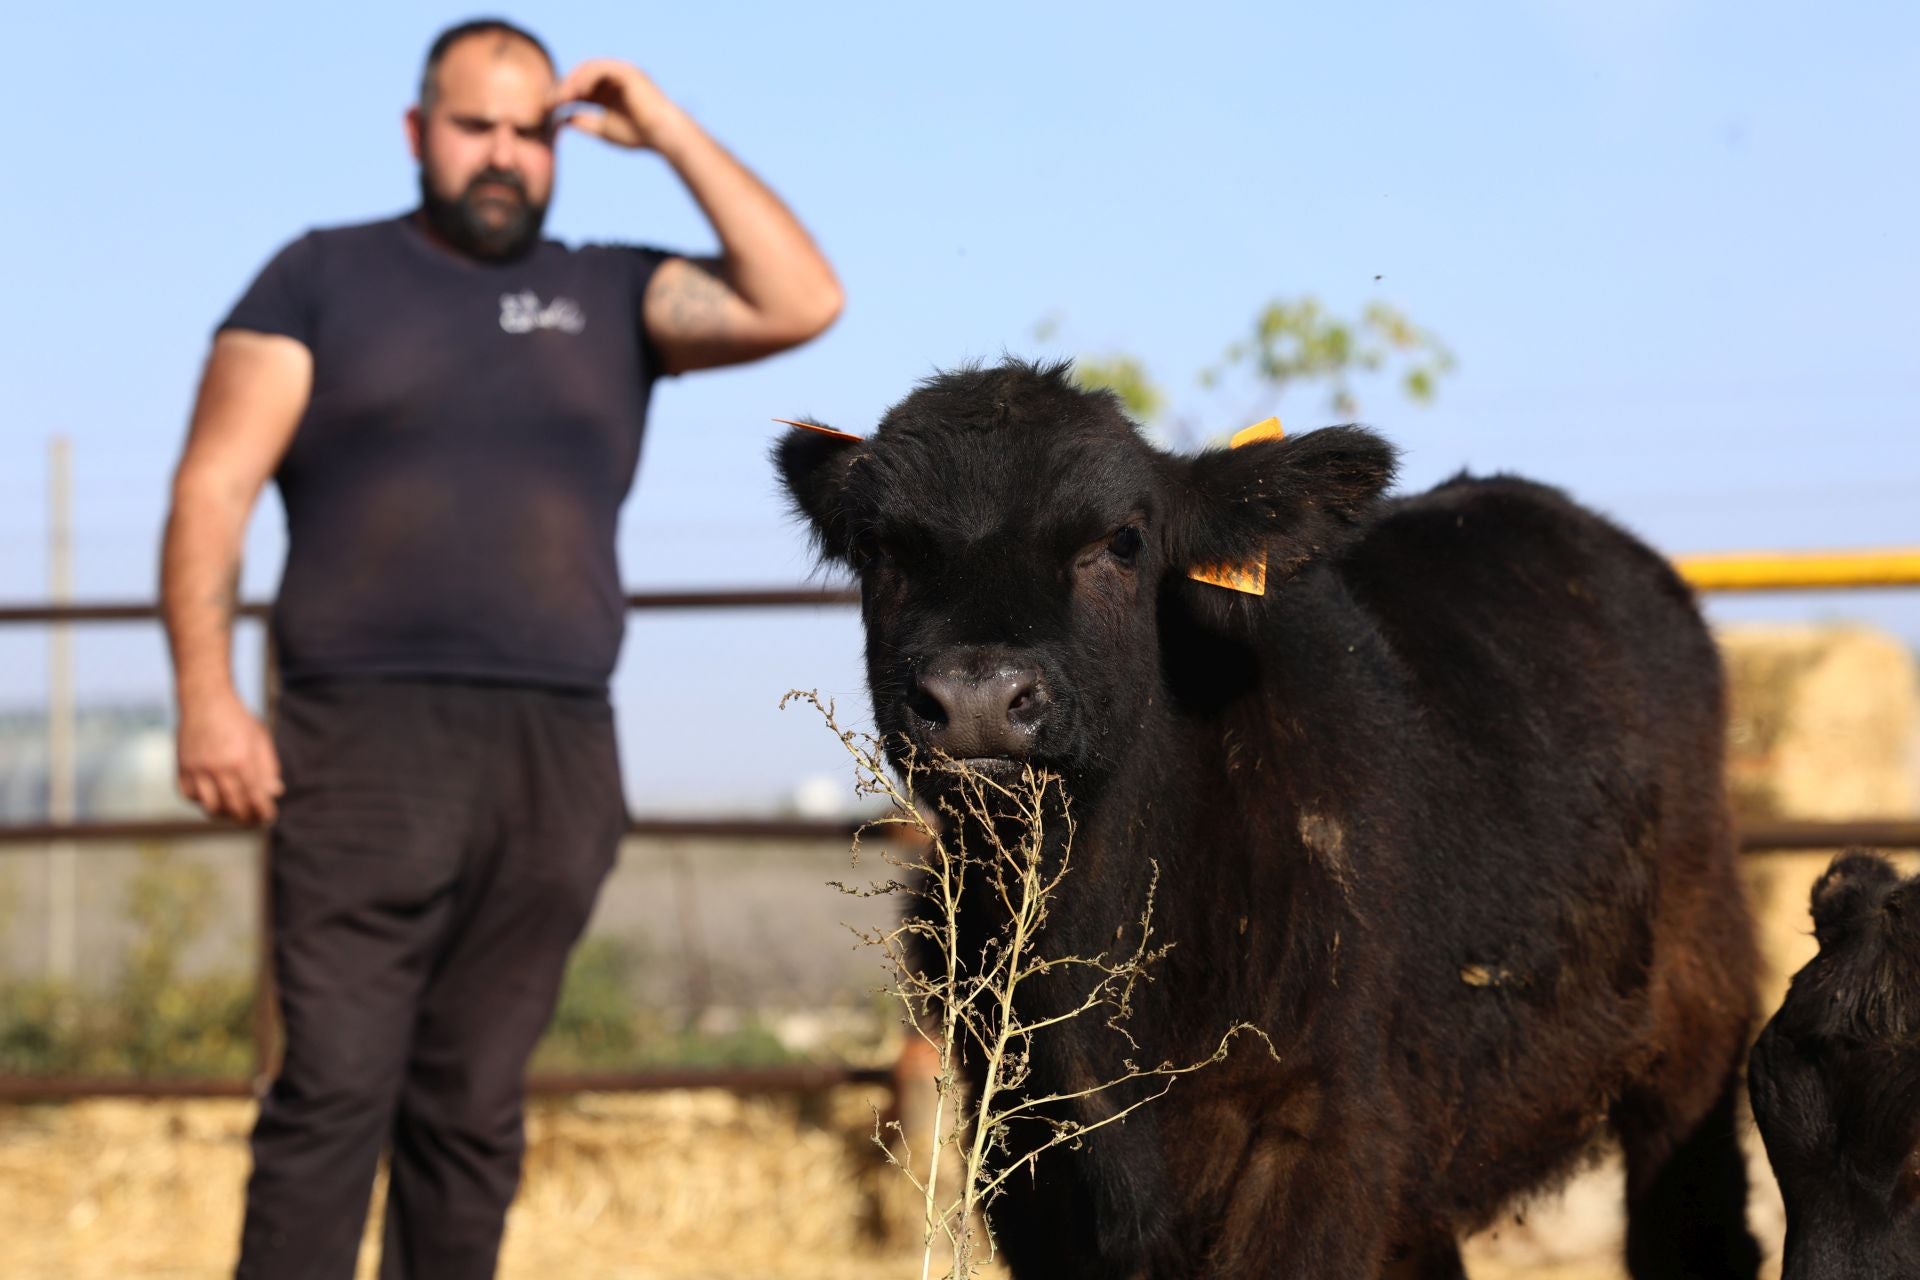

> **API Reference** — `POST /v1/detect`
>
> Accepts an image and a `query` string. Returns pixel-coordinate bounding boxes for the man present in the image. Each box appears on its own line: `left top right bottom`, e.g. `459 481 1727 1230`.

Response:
159 19 840 1279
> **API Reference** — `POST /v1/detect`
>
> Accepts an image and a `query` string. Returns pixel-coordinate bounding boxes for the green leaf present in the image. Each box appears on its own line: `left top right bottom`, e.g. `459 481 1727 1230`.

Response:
1070 355 1166 423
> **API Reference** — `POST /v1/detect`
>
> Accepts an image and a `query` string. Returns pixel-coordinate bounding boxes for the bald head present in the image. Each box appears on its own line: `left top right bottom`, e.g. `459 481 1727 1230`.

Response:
417 18 554 113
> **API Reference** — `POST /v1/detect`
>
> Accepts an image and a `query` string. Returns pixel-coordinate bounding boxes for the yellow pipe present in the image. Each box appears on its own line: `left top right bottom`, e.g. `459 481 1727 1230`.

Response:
1673 549 1920 593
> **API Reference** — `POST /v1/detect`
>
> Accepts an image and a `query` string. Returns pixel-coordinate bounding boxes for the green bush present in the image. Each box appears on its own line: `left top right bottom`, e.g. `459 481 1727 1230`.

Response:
0 847 254 1078
531 935 802 1072
539 936 645 1066
0 967 798 1079
0 876 802 1078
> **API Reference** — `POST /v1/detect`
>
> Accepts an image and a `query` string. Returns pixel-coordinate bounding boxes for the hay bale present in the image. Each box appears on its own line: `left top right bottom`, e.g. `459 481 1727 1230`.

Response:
1723 624 1920 1018
0 1098 254 1278
1722 623 1920 823
504 1089 888 1270
0 1089 974 1280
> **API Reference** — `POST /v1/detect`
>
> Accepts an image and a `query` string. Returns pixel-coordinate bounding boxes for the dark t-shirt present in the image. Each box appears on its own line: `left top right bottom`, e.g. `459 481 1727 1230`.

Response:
220 214 673 690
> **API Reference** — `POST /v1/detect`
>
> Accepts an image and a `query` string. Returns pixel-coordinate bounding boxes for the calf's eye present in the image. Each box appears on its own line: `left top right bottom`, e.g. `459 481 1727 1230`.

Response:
851 533 895 570
1108 526 1145 565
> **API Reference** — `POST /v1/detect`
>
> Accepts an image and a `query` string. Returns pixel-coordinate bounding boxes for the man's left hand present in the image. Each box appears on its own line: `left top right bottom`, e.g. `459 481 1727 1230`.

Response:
550 59 691 152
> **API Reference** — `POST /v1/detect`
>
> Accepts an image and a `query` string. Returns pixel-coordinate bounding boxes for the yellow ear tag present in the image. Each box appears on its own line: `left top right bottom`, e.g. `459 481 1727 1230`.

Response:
1228 416 1285 448
1187 417 1284 595
773 417 861 442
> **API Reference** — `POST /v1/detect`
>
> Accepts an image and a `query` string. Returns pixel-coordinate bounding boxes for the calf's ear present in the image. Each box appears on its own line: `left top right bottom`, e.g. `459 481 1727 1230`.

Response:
774 423 867 565
1811 848 1901 938
1174 425 1398 588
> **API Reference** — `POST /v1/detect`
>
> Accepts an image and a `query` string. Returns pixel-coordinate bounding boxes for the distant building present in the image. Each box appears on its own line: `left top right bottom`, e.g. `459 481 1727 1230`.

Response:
0 702 193 822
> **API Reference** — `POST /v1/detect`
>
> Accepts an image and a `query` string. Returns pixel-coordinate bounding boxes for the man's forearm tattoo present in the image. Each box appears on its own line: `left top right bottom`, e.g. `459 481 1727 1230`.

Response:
209 562 240 624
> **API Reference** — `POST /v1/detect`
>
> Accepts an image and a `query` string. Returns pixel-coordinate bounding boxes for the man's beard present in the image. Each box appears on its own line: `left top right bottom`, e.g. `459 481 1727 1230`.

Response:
418 165 549 263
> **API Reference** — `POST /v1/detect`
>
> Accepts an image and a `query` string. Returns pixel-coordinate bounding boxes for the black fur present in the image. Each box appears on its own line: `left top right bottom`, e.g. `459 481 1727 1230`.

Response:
778 358 1760 1278
1750 850 1920 1280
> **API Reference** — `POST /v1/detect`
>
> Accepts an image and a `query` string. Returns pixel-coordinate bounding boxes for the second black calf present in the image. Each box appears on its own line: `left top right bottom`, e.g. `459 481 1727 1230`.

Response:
1750 849 1920 1280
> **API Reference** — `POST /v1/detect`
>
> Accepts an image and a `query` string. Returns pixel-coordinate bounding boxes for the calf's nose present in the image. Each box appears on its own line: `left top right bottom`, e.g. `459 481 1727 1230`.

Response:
911 668 1047 759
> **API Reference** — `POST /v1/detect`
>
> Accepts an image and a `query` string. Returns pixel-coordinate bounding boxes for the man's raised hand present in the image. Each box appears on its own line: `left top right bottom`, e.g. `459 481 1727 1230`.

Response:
549 59 691 152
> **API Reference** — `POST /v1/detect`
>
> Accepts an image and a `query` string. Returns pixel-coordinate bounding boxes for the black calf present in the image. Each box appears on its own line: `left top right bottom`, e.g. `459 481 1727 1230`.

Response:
1751 849 1920 1280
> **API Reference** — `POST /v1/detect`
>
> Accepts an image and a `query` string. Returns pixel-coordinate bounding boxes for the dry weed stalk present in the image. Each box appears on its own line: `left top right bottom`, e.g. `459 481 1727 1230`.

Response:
782 691 1267 1280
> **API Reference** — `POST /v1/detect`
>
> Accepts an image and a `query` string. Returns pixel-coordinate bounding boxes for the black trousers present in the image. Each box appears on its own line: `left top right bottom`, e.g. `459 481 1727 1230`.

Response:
235 680 625 1280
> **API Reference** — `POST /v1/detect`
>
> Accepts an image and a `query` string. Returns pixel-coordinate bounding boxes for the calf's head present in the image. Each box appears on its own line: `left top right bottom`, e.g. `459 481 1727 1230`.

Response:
1750 850 1920 1280
776 359 1394 792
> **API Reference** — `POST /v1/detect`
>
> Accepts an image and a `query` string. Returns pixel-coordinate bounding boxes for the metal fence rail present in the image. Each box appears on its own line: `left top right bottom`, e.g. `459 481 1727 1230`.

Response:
0 1065 898 1105
0 816 873 846
2 552 1917 1103
3 816 1915 854
0 586 859 627
0 586 880 1103
1673 548 1920 592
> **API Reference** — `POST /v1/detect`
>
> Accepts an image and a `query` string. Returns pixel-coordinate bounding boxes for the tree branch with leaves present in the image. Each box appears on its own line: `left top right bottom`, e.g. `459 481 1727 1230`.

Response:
1042 293 1454 449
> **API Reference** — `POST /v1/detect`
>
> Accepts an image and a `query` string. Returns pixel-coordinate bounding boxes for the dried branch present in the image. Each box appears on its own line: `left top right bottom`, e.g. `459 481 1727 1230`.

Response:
782 690 1272 1279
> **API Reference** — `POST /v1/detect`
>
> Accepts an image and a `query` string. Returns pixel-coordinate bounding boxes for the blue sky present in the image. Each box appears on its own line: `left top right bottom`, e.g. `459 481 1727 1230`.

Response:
1 2 1915 808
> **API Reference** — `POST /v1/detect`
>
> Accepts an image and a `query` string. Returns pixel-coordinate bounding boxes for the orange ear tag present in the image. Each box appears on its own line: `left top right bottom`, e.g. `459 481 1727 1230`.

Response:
773 417 861 442
1188 417 1284 596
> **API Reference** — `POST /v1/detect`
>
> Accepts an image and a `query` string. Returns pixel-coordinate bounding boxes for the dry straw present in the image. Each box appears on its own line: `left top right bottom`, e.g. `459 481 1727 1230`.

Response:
785 690 1268 1280
0 1090 969 1279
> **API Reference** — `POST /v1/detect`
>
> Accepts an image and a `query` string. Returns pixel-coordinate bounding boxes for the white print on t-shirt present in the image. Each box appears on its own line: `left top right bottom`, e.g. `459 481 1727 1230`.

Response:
499 291 586 335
